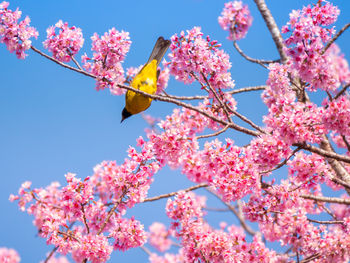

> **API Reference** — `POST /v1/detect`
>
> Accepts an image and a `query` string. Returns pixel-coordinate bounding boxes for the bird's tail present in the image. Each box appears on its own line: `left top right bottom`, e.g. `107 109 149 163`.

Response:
146 36 171 66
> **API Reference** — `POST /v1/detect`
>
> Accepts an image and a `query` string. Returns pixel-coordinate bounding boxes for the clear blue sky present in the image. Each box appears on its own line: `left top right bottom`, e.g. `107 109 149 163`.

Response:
1 0 349 262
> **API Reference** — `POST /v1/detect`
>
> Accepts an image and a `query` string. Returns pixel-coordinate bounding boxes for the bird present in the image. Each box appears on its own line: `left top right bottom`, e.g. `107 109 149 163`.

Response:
121 36 171 122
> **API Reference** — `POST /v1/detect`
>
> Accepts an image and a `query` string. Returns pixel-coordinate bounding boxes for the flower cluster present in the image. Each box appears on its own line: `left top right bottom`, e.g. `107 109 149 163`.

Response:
323 95 350 137
167 27 234 101
148 222 172 252
218 1 253 41
248 134 291 171
264 102 326 145
288 152 336 191
0 248 20 263
166 192 283 262
10 138 160 262
0 1 38 59
43 20 84 62
282 1 341 92
82 28 131 94
262 63 295 108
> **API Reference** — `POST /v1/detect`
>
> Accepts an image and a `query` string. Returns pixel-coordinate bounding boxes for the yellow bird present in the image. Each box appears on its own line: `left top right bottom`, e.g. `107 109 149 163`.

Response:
121 36 171 122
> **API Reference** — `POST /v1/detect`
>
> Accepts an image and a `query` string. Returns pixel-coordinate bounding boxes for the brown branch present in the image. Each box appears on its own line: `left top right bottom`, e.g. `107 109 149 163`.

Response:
299 253 321 263
322 23 350 55
261 147 301 174
253 0 288 63
57 230 80 242
159 85 267 101
333 83 350 101
331 176 350 190
307 218 343 225
140 246 152 256
31 46 95 79
66 48 83 71
231 85 266 94
97 188 128 235
233 41 280 66
81 204 90 234
43 246 59 263
143 183 208 203
341 135 350 152
200 72 232 122
300 194 350 205
295 142 350 164
196 125 229 139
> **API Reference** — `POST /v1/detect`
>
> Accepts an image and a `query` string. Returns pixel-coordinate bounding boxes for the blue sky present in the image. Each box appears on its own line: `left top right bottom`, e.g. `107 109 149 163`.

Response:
1 0 350 262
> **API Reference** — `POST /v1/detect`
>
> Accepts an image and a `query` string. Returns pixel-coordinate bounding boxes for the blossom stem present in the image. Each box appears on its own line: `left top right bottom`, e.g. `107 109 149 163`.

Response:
322 23 350 55
143 183 208 202
300 194 350 205
233 40 280 67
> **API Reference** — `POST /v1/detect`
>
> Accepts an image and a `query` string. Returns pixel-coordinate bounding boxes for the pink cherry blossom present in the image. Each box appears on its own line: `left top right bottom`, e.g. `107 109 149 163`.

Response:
0 1 38 59
283 1 341 92
43 20 84 62
148 222 172 252
218 1 253 41
0 248 20 263
82 28 131 94
167 27 234 102
323 95 350 137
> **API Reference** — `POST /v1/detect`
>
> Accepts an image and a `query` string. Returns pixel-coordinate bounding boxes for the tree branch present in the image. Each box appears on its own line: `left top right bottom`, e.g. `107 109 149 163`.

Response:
301 194 350 205
253 0 288 63
322 23 350 55
143 183 208 203
295 142 350 164
233 40 280 66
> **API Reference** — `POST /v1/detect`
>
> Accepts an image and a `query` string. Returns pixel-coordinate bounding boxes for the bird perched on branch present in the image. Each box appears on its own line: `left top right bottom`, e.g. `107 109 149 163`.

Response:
121 37 171 122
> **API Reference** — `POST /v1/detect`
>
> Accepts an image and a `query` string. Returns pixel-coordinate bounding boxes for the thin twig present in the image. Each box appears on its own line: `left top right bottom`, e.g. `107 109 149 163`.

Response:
43 246 59 263
158 85 267 101
341 135 350 152
228 107 266 134
143 183 208 203
322 23 350 55
233 41 279 66
201 72 232 122
97 188 128 235
31 46 95 79
231 85 266 94
140 246 152 256
307 218 343 225
333 83 350 101
261 147 301 174
81 204 90 234
196 125 230 139
67 48 83 70
300 194 350 205
299 253 320 263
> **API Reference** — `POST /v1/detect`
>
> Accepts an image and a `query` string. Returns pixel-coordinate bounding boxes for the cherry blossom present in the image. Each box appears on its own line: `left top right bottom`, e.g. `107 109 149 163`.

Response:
43 20 84 62
82 28 131 94
0 1 38 58
218 1 253 41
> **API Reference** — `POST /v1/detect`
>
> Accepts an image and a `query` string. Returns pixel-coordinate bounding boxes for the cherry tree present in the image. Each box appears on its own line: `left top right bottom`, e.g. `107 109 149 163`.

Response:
1 0 350 262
